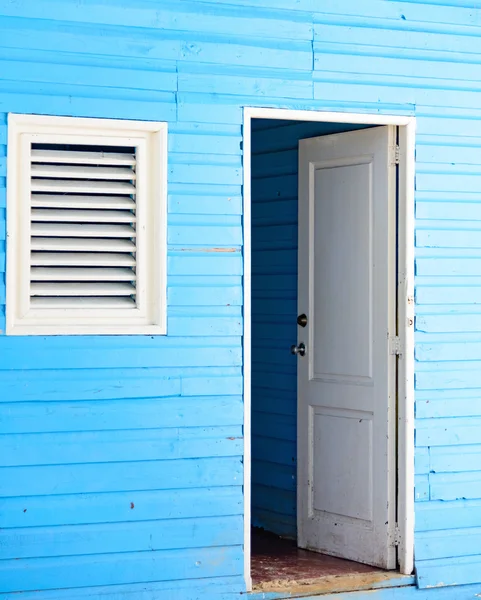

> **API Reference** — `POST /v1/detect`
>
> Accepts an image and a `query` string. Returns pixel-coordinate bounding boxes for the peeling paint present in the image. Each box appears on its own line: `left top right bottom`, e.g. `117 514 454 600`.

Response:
253 571 409 596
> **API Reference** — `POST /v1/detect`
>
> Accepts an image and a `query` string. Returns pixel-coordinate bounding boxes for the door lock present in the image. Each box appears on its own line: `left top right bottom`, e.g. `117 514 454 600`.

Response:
297 313 308 327
291 343 306 357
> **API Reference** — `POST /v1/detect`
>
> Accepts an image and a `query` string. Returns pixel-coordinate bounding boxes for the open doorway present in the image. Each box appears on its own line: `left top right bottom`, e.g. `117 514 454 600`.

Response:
245 110 415 596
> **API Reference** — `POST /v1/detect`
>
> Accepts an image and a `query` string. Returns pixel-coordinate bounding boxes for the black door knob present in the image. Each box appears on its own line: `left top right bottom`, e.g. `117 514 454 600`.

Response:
291 343 306 357
297 314 307 327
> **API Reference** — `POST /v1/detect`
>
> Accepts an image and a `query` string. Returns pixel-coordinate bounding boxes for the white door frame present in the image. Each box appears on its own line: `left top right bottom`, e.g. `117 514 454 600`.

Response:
243 107 415 591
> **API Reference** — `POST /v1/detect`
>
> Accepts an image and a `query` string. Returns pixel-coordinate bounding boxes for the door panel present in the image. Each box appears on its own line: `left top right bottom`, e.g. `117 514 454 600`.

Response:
312 162 372 382
297 127 397 569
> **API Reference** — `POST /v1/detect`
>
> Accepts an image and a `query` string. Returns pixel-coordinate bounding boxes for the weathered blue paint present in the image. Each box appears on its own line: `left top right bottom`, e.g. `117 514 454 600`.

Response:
0 0 481 598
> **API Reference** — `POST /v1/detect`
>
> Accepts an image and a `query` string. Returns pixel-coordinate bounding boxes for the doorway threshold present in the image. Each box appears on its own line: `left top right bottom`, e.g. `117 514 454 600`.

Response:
248 529 415 599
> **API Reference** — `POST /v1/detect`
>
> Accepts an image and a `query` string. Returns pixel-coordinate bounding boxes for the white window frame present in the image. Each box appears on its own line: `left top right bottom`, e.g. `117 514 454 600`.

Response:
6 114 167 336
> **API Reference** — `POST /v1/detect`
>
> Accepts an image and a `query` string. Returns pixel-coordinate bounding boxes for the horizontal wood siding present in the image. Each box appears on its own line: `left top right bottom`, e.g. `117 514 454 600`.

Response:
0 0 480 596
251 119 298 538
251 119 367 538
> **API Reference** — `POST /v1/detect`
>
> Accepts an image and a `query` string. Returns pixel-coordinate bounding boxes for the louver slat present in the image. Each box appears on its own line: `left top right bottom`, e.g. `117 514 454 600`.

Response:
31 223 136 238
31 164 136 180
29 144 138 310
31 238 136 252
31 149 136 165
31 195 136 209
31 179 135 194
31 209 137 223
31 282 136 296
31 267 137 281
31 252 136 267
30 297 136 308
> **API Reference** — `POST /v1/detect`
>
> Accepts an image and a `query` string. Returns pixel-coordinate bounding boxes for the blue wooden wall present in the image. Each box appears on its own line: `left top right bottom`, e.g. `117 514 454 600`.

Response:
251 119 368 539
0 0 481 598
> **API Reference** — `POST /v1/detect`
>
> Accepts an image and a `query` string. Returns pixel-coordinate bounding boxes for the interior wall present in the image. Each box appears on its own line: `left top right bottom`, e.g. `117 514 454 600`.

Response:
250 119 369 538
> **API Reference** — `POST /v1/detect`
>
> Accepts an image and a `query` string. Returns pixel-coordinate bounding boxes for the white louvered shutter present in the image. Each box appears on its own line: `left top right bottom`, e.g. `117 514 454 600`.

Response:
6 115 167 335
30 145 138 309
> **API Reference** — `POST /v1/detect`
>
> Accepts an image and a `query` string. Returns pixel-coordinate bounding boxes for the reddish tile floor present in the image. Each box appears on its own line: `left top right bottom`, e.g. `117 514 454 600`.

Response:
251 527 379 585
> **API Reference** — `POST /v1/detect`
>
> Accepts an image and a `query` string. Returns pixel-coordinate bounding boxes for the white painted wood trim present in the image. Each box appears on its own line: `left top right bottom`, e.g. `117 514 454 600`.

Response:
243 107 416 586
245 107 414 126
243 111 253 592
8 113 164 132
397 121 416 576
6 114 168 336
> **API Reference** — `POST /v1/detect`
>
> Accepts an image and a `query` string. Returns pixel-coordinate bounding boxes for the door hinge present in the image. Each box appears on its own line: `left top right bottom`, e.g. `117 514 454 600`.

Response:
390 144 401 166
393 524 402 546
389 335 402 356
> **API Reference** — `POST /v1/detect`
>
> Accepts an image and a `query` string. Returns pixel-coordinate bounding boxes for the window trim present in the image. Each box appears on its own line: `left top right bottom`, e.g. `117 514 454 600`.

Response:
6 114 167 336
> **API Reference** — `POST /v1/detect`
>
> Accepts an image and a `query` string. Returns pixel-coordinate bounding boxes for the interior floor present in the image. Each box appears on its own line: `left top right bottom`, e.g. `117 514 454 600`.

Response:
251 527 389 593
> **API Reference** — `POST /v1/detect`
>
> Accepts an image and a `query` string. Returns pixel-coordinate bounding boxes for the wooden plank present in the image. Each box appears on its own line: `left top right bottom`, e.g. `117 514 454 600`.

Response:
168 253 242 276
0 334 240 351
416 500 481 533
416 396 481 419
0 426 243 467
417 556 481 589
0 545 243 593
430 446 481 473
252 485 296 518
0 371 181 401
169 163 241 186
0 396 243 434
416 369 481 391
178 69 312 100
0 456 242 497
416 526 481 561
167 316 242 336
416 417 481 447
169 132 241 155
313 22 481 59
0 486 243 529
430 472 481 501
415 449 430 475
417 229 481 249
168 285 242 306
0 515 243 560
168 193 242 215
252 411 296 442
415 475 430 502
416 286 481 305
252 460 295 492
0 576 244 600
168 224 242 246
181 375 242 397
252 507 296 539
0 52 177 91
252 437 296 466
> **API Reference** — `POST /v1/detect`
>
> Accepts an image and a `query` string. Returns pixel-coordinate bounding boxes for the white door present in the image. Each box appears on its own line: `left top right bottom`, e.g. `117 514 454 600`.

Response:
296 127 397 569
